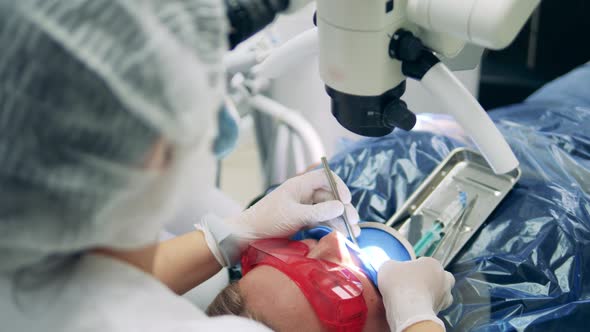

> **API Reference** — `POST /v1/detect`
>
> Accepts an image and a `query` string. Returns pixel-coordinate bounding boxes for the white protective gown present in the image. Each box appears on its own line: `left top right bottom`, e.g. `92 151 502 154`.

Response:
0 255 271 332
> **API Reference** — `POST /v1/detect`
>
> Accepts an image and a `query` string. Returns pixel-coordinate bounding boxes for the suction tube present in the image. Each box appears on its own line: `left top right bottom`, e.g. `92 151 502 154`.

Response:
420 62 519 174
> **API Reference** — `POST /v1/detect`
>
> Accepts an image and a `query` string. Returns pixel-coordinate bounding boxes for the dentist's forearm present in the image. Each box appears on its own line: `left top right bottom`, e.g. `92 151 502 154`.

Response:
404 321 445 332
153 230 223 295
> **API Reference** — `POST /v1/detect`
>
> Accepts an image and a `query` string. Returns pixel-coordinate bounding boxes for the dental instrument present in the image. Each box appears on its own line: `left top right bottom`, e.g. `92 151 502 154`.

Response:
413 222 443 257
321 156 358 246
438 196 479 266
413 192 468 256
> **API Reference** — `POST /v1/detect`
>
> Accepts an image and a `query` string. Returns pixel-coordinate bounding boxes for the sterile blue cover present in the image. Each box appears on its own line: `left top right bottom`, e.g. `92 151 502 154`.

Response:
328 64 590 331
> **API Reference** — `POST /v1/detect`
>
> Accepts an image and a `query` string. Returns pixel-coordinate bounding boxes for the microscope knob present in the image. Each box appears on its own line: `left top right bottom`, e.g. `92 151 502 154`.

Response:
383 100 416 131
389 30 424 62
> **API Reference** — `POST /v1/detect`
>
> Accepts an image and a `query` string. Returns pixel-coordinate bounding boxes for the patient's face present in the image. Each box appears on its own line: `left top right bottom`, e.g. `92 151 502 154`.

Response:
239 232 389 332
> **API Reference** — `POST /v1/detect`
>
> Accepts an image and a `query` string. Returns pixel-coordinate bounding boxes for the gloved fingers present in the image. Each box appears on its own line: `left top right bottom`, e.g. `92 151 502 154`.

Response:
312 189 335 203
299 169 352 204
440 292 454 312
439 272 456 311
345 204 361 237
446 271 456 289
298 200 345 225
377 260 403 281
324 204 361 238
325 220 361 239
319 202 359 224
330 171 352 204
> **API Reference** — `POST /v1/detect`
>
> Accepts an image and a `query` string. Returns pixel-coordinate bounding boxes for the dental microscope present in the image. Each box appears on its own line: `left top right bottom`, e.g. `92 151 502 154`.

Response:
226 0 541 175
316 0 540 174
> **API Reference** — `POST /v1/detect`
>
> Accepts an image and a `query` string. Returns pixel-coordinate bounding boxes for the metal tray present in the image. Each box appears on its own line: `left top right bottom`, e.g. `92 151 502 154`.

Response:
386 148 521 267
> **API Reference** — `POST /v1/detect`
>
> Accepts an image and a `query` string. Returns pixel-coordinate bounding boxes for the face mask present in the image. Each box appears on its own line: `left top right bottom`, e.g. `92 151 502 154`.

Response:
212 99 240 160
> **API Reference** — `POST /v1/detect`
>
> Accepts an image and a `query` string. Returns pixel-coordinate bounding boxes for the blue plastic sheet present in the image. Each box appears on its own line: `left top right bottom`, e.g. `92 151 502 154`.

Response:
328 64 590 331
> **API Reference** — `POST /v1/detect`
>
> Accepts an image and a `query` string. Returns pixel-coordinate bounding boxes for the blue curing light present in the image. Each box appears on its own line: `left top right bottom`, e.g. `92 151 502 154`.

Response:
292 223 415 287
357 223 414 267
354 223 415 286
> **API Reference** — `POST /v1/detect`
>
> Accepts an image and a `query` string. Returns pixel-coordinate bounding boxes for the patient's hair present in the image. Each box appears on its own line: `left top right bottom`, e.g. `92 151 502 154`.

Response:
207 282 251 317
207 282 275 329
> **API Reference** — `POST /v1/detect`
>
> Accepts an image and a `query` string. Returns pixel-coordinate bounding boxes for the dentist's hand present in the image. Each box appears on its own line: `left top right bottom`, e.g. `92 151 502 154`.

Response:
198 169 360 266
233 169 360 238
378 258 455 332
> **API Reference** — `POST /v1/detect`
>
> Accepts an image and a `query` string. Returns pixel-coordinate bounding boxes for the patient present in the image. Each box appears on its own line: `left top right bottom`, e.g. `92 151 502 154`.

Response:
207 231 390 331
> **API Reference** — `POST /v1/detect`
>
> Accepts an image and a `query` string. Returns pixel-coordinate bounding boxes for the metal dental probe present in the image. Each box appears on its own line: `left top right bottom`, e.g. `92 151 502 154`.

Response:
433 195 478 266
321 157 359 246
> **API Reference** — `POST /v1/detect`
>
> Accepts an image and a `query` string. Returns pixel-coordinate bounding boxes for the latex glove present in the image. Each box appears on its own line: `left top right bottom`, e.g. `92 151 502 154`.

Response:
282 0 313 14
198 169 360 266
378 258 455 332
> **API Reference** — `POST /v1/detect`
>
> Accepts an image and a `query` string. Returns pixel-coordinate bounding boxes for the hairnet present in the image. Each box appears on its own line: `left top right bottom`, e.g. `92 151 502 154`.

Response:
0 0 228 271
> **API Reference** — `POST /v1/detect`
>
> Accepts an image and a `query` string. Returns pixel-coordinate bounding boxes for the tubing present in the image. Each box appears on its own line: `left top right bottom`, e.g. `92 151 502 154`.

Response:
248 94 326 165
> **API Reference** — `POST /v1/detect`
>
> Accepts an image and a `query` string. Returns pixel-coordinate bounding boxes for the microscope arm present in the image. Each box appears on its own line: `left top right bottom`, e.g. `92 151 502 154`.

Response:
420 62 518 173
408 0 541 50
251 28 319 79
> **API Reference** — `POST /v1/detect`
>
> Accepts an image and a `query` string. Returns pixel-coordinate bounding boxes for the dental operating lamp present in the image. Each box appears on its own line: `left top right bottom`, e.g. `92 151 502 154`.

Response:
225 0 541 174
